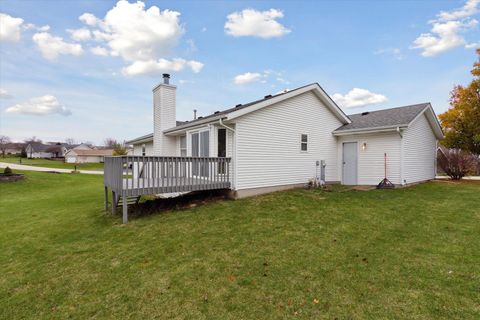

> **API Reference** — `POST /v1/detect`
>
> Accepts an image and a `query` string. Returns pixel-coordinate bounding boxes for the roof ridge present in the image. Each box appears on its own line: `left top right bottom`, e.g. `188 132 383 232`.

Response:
348 102 430 117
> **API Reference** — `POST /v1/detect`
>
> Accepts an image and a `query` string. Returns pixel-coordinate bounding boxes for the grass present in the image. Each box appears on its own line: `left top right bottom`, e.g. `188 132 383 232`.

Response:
0 171 479 319
0 156 104 171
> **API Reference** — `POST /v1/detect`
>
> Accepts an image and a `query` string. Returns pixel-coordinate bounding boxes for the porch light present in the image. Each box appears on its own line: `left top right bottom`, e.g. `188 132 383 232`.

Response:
362 142 367 151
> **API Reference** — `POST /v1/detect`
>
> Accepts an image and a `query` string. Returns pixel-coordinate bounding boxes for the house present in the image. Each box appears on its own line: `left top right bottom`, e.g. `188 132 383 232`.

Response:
25 142 64 158
3 143 25 155
65 149 114 163
107 74 443 222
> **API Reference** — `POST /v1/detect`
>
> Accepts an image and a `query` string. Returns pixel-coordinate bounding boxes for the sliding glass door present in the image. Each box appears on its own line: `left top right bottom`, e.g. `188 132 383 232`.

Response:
191 130 209 177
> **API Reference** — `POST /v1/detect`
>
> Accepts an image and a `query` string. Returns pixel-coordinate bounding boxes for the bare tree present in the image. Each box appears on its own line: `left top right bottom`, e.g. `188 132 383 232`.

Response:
0 135 11 157
65 138 76 145
104 138 118 148
24 136 42 144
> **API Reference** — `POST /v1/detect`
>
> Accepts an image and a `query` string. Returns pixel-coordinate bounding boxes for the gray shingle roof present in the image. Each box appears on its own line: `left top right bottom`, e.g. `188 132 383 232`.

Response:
128 84 316 142
334 103 429 132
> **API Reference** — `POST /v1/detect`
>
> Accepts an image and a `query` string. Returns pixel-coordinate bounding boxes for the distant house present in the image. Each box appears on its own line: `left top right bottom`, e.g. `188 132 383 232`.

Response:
4 143 25 155
25 142 62 158
65 149 114 163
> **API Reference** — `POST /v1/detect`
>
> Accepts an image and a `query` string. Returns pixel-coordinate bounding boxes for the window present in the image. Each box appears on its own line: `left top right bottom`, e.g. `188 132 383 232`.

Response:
301 134 308 151
180 135 187 156
141 144 146 156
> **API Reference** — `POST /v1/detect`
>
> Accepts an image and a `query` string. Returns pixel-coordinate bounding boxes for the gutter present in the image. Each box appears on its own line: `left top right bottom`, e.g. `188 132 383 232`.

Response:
218 118 236 133
333 125 408 136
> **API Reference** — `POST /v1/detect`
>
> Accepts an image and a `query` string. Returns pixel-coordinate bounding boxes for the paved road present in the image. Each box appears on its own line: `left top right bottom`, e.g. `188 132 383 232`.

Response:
0 162 103 175
435 175 480 181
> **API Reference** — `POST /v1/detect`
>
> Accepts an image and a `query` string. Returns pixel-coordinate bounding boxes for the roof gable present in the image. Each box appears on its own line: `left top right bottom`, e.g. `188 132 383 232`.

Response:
333 103 444 139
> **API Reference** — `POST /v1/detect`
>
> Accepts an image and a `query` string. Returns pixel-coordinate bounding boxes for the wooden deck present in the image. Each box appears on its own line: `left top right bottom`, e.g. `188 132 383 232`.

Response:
103 156 232 223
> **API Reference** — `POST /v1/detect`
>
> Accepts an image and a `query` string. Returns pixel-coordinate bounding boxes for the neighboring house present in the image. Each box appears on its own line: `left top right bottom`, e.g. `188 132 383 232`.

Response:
65 149 113 163
3 143 25 155
126 74 443 195
25 142 59 158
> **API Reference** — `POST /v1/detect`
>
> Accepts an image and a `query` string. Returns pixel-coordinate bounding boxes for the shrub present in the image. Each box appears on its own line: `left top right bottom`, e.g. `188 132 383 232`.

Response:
20 148 27 158
3 166 13 175
437 148 476 180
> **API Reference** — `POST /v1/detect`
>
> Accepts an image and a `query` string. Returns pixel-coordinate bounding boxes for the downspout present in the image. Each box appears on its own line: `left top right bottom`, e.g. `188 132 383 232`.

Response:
218 118 235 133
396 126 403 138
397 126 404 185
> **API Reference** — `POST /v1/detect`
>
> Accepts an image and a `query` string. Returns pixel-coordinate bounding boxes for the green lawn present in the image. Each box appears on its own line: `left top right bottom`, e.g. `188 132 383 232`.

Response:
0 156 104 171
1 172 479 319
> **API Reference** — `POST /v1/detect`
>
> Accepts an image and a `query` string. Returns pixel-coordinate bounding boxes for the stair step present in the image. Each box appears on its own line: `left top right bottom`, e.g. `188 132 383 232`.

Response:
116 196 141 207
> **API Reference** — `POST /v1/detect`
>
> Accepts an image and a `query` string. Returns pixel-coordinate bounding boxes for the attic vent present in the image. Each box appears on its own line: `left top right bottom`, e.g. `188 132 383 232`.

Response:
214 111 220 114
361 112 370 116
235 104 242 108
198 116 203 119
264 94 273 99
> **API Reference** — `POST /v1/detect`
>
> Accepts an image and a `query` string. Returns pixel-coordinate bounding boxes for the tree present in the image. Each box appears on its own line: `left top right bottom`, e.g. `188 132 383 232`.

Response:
65 138 76 145
104 138 118 148
112 142 128 156
438 148 476 180
0 135 11 157
24 136 42 144
439 48 480 155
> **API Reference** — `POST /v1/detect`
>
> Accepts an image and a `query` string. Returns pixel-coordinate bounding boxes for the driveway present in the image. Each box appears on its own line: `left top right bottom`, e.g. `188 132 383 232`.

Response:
0 162 103 175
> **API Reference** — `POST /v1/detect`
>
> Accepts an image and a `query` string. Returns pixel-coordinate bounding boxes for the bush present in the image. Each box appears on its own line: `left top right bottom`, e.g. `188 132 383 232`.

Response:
3 166 12 175
20 148 27 158
437 148 476 180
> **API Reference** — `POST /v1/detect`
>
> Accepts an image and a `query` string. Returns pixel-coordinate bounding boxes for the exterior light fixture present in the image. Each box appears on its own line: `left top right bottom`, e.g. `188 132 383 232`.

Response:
362 142 367 150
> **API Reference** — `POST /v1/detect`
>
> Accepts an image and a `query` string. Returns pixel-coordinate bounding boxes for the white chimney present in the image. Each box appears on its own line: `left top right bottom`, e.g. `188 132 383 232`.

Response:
152 74 177 156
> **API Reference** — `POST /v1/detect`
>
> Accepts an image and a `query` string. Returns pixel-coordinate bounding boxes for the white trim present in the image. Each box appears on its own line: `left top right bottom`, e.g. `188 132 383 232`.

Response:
227 83 351 124
333 125 408 136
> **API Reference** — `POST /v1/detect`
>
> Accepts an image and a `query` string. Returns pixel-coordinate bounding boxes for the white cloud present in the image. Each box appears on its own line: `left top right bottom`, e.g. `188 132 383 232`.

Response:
122 58 204 76
32 32 84 60
81 1 184 62
234 70 289 85
332 88 387 108
411 0 479 56
374 47 404 60
0 13 24 42
412 19 478 56
90 46 109 56
5 95 72 116
225 8 290 38
67 28 92 41
437 0 479 21
0 88 12 99
76 1 202 76
79 13 99 26
234 72 262 85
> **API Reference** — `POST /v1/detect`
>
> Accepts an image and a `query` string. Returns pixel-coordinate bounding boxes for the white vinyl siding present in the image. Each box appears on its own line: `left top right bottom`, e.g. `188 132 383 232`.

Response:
234 91 343 190
337 132 402 185
133 141 153 156
402 113 437 184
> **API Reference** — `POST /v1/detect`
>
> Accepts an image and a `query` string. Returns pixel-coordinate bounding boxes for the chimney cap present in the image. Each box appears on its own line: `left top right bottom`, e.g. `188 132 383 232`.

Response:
162 73 170 78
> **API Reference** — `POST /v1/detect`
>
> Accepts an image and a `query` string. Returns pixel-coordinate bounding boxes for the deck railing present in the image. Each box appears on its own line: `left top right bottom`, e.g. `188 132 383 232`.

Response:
104 156 232 197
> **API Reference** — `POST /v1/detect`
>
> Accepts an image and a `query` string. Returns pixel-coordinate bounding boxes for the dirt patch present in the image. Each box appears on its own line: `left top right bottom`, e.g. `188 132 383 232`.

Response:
0 173 25 182
124 189 231 218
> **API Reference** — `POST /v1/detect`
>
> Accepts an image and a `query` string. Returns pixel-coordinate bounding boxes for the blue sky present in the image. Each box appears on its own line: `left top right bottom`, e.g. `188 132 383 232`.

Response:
0 0 478 144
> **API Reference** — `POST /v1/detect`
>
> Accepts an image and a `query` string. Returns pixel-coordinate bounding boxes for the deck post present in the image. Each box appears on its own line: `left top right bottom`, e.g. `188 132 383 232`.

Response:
104 186 108 210
111 191 117 215
122 193 128 224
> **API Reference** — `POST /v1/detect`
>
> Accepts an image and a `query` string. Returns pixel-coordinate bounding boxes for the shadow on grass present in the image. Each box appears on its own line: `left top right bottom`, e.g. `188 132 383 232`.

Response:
113 189 232 220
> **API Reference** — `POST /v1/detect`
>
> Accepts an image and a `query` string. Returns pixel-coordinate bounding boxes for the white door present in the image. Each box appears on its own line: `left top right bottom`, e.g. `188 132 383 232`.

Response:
342 142 358 185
